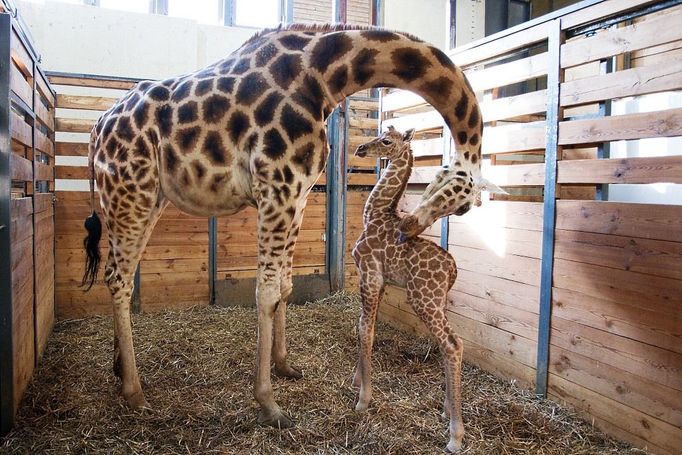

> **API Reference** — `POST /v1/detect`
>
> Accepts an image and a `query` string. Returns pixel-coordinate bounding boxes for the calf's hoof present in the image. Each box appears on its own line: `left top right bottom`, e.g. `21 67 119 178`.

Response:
273 363 303 380
258 408 295 429
445 440 462 454
124 390 150 410
354 401 369 413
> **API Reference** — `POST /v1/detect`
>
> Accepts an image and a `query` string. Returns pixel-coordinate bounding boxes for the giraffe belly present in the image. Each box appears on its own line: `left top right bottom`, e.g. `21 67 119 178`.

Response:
159 167 255 217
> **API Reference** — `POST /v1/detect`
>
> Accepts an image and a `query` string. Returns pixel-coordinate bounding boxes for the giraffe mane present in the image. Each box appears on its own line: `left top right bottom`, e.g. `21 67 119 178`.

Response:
242 22 424 47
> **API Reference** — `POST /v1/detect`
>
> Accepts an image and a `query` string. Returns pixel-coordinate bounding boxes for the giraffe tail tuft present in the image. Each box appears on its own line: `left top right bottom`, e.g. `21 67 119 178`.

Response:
82 129 102 291
82 211 102 291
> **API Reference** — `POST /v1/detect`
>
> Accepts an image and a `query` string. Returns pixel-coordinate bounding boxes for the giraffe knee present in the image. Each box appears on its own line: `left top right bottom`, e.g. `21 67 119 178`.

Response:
447 333 463 354
257 280 281 317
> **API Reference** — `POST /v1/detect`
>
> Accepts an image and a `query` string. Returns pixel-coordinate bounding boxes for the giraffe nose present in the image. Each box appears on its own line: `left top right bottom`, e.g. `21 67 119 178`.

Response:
355 144 367 157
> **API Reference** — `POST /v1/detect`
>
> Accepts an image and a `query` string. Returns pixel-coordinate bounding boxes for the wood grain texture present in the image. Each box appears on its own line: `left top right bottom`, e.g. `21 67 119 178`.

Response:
557 156 682 184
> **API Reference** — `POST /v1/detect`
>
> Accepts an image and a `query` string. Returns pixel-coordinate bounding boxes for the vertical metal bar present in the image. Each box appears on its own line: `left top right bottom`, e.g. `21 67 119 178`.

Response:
449 0 457 49
333 0 347 23
535 18 563 398
132 266 141 313
326 105 347 292
0 13 15 436
223 0 236 26
281 0 294 24
208 217 217 305
371 0 383 26
595 57 613 201
326 0 348 291
440 130 452 250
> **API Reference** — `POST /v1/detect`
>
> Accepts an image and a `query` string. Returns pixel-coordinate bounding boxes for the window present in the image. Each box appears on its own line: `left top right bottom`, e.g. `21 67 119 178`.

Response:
98 0 150 14
234 0 280 28
168 0 221 25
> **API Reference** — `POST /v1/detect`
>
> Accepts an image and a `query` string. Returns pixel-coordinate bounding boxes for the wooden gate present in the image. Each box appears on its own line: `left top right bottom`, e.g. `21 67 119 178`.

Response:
0 11 56 434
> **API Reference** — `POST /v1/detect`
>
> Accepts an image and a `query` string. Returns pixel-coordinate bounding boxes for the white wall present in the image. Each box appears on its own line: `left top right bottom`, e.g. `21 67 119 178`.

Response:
16 0 256 79
384 0 448 49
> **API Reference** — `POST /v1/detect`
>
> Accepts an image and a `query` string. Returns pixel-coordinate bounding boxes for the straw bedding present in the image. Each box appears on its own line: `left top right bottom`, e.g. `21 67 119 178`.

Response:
1 293 644 454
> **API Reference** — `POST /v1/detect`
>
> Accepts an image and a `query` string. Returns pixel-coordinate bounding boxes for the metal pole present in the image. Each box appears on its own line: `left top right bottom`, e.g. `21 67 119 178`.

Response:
440 131 452 251
208 217 217 304
535 18 563 398
0 13 15 436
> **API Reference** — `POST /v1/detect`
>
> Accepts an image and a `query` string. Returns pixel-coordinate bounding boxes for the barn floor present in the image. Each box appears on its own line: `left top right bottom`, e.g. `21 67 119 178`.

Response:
1 293 643 454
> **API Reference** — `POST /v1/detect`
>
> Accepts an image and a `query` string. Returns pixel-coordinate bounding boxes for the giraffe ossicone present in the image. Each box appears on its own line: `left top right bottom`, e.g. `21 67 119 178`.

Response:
352 128 465 453
80 23 488 430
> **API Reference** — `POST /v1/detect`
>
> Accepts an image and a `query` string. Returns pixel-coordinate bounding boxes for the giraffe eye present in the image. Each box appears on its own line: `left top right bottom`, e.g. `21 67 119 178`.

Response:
381 139 392 146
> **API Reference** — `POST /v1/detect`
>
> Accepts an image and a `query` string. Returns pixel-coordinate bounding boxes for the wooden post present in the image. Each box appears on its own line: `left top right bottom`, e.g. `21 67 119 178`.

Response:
535 18 563 398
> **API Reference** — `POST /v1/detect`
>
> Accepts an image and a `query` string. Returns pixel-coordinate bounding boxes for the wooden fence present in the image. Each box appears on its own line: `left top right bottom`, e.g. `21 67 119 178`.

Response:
377 1 682 454
0 10 56 434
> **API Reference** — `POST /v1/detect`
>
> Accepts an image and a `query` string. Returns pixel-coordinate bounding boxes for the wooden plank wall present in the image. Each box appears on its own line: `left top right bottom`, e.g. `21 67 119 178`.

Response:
376 2 682 454
3 10 57 427
51 76 209 318
546 6 682 454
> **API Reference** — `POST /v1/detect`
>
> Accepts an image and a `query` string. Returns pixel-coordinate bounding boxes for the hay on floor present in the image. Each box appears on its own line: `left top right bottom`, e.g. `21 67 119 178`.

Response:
1 293 644 454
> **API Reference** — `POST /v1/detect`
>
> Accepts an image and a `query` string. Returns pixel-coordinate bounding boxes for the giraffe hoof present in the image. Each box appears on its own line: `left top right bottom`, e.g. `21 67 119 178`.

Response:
273 364 303 380
124 391 150 410
445 440 462 454
354 401 369 413
257 409 295 429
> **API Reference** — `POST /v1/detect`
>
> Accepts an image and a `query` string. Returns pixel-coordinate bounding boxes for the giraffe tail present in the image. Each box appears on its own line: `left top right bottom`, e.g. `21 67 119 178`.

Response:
82 130 102 291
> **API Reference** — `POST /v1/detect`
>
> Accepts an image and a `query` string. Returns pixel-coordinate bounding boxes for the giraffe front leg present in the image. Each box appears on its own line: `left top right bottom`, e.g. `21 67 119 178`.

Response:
442 327 465 453
272 203 306 380
254 196 295 428
354 267 383 413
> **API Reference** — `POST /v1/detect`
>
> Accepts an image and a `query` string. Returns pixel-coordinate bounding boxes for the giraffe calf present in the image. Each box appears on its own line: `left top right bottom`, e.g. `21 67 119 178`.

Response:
352 127 465 453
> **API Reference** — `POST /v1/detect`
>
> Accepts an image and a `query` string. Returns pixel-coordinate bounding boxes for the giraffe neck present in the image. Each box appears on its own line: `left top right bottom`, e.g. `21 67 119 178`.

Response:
311 29 483 174
364 146 413 223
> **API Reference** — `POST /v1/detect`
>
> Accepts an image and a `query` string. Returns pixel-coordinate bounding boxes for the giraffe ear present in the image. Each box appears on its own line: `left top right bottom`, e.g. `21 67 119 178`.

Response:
478 177 508 195
403 128 415 142
386 125 396 132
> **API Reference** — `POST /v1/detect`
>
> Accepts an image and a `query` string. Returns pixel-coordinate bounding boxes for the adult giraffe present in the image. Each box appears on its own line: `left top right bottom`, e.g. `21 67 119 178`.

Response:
82 23 494 427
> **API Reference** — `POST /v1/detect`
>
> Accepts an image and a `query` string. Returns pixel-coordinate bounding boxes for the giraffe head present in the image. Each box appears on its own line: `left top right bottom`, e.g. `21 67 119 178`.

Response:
397 156 506 242
355 125 415 160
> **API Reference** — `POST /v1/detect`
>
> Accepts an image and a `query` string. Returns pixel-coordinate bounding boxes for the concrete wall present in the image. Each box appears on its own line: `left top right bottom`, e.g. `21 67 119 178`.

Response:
384 0 448 49
16 0 256 79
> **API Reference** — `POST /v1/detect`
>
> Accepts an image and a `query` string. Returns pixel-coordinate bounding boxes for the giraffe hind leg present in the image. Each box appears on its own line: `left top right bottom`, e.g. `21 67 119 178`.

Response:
102 191 167 410
408 282 464 453
272 200 307 380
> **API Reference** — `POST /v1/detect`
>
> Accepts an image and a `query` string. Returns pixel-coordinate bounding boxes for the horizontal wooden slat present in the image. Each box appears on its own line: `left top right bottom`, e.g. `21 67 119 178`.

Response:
384 110 442 134
483 162 545 186
56 93 119 111
554 229 682 281
407 165 439 184
35 99 54 132
48 75 138 90
10 63 32 107
35 129 54 157
449 244 541 287
382 90 425 113
11 111 32 147
56 165 88 180
558 156 682 184
348 116 377 130
480 89 547 122
559 108 682 145
35 162 53 182
34 193 53 213
483 121 546 154
55 118 95 134
561 59 682 107
10 153 32 182
347 154 377 168
450 21 549 67
10 31 33 78
556 200 682 243
412 137 445 157
36 72 55 108
466 52 549 92
448 200 544 231
561 7 682 68
56 141 88 156
549 374 678 455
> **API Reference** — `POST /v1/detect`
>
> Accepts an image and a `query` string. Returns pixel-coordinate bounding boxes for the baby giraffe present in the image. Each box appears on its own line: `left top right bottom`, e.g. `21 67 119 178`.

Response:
352 126 465 453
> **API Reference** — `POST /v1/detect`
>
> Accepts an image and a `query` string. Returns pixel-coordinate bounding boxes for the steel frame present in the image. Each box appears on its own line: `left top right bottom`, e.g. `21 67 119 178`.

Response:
535 18 562 398
0 12 14 436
